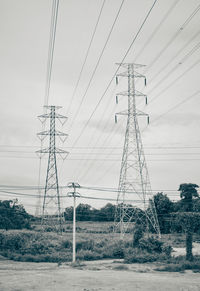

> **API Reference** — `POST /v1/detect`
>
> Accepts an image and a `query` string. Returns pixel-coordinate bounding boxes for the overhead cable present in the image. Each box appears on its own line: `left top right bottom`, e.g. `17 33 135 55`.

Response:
68 0 125 131
66 0 106 116
44 0 60 107
70 0 158 149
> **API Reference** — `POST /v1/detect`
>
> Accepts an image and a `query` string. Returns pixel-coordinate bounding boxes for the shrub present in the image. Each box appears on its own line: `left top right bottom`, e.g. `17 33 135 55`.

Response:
137 236 172 257
113 264 129 271
76 240 94 251
124 248 161 263
155 256 200 272
77 249 102 261
111 241 125 258
139 236 163 253
0 232 25 251
133 225 144 247
61 240 72 249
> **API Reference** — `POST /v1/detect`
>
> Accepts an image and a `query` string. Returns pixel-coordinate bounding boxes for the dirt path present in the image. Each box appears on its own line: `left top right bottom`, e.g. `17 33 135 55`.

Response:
0 260 200 291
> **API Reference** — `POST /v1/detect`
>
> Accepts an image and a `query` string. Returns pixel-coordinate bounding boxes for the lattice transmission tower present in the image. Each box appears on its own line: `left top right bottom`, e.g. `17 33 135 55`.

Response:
36 106 68 231
114 63 160 237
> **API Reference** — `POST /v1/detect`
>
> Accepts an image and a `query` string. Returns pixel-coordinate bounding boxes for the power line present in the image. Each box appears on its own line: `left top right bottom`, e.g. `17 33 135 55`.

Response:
144 2 200 74
70 0 158 149
66 0 106 116
148 28 200 85
134 0 181 62
148 57 200 106
66 1 198 183
44 0 60 107
68 0 125 131
147 40 200 96
71 0 181 182
150 89 200 125
1 156 200 161
1 145 200 149
65 84 119 183
2 150 200 155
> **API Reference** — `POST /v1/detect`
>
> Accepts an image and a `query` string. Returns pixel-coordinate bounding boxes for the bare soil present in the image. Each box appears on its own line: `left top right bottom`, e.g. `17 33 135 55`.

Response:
0 259 200 291
173 242 200 257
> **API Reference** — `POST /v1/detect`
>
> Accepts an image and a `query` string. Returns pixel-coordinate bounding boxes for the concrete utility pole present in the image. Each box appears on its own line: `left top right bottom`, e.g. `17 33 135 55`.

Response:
67 182 80 262
114 63 160 238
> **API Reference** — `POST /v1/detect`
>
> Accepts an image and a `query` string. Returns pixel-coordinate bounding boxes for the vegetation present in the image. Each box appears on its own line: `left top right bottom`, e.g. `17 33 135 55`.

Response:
0 199 31 230
178 183 199 261
154 256 200 272
0 229 172 263
64 203 116 222
1 182 200 270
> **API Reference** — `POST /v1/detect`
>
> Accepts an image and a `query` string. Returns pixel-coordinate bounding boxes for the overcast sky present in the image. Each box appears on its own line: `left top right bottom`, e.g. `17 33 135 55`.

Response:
0 0 200 213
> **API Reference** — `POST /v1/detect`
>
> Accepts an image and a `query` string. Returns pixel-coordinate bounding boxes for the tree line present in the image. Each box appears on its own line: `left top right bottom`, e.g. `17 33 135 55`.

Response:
1 183 200 238
64 183 200 234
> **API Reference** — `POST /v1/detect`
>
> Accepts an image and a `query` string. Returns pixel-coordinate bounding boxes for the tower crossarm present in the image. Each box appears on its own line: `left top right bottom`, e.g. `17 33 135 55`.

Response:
117 90 146 97
116 71 146 79
37 130 68 137
116 63 145 69
36 147 68 154
38 113 68 125
115 109 148 117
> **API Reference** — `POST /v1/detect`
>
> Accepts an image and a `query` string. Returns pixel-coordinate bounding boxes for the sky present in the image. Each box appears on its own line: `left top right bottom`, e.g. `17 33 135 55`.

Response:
0 0 200 214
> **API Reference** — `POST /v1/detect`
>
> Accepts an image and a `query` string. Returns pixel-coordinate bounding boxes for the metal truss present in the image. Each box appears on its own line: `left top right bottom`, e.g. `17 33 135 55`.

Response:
114 63 160 238
36 105 68 232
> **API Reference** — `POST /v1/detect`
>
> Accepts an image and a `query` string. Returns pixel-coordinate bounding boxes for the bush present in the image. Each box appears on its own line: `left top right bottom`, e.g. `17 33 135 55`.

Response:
77 249 102 261
61 240 72 249
113 264 129 271
137 236 172 256
124 248 162 263
133 226 144 247
76 240 94 251
111 241 125 258
0 232 25 251
124 235 172 263
97 240 125 259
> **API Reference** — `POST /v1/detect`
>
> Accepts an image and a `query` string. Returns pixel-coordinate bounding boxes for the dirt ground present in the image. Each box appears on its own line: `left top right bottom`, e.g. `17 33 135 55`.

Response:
0 259 200 291
173 242 200 257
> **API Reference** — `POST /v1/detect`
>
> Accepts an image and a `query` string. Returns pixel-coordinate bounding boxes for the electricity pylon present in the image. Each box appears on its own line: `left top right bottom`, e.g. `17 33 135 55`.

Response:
114 63 160 238
36 105 68 232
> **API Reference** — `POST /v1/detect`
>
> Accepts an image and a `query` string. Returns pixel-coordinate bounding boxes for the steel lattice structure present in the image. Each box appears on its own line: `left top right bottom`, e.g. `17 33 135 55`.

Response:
114 63 160 237
36 106 68 232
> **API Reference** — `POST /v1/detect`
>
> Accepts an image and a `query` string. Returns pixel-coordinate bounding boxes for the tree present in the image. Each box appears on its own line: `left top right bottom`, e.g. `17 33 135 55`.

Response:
178 183 199 261
179 183 199 212
100 203 115 221
0 199 31 230
64 206 73 221
153 192 173 233
76 204 92 221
